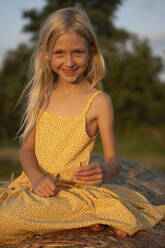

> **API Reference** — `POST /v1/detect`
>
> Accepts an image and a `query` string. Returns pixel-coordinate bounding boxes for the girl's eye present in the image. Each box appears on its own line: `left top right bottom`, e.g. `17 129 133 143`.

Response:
55 51 63 55
74 50 84 55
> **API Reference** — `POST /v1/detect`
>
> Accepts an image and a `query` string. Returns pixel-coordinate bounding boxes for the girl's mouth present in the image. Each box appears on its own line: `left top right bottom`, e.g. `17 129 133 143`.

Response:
62 68 78 76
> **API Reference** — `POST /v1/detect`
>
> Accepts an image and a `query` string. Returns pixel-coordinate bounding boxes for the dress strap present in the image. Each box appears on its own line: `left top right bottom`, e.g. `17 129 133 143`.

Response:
82 90 102 115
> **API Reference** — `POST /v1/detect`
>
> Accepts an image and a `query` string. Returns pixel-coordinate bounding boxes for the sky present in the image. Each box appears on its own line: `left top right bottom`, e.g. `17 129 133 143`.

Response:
0 0 165 75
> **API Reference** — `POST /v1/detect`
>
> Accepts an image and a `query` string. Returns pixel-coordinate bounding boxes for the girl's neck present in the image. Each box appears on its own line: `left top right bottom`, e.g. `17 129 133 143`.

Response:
54 78 91 95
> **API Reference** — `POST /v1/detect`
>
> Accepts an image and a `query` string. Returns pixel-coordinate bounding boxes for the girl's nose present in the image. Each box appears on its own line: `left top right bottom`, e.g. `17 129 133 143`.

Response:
65 54 75 67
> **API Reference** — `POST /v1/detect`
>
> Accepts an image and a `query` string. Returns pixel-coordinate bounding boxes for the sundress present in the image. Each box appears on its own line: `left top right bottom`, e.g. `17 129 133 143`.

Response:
0 90 165 245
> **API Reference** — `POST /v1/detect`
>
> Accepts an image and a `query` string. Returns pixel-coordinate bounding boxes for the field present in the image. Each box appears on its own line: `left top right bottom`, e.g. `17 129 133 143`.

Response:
0 126 165 181
95 126 165 173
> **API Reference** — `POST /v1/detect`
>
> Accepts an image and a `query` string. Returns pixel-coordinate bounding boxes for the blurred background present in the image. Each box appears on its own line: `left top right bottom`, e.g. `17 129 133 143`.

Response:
0 0 165 181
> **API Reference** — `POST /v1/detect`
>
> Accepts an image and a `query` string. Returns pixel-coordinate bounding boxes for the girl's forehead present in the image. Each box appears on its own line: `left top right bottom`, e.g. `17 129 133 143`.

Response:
53 30 88 48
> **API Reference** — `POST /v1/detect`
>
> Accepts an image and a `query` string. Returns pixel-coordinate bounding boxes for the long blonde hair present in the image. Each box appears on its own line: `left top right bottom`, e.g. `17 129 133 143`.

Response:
17 6 105 144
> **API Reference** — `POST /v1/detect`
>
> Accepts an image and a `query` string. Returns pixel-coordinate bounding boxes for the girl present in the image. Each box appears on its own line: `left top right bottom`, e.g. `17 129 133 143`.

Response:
0 6 165 245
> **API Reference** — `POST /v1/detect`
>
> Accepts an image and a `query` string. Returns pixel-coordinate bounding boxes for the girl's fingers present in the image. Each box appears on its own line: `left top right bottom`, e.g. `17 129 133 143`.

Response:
39 180 57 195
75 172 102 183
43 177 56 190
75 170 95 177
75 163 102 175
34 188 50 197
44 180 57 192
40 184 56 196
76 163 98 172
35 185 56 197
33 177 57 197
74 163 103 185
77 175 102 183
75 171 101 178
75 170 101 178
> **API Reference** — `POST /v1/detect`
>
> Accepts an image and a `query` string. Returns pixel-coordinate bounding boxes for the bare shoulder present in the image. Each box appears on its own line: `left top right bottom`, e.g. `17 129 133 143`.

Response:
94 91 113 117
95 91 112 105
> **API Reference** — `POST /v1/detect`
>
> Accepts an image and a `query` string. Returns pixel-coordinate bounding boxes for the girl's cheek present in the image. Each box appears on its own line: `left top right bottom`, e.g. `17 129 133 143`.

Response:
51 61 63 69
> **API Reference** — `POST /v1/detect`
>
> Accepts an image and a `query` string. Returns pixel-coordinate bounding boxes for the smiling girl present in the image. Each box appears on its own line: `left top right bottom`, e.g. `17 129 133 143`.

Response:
0 6 165 245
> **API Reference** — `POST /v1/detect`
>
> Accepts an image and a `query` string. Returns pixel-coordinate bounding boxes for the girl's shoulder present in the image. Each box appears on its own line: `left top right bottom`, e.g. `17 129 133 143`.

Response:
93 90 112 107
92 91 113 117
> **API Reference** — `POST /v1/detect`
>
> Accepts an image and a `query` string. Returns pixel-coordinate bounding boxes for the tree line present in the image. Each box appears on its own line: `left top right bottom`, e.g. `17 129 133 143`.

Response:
0 0 165 141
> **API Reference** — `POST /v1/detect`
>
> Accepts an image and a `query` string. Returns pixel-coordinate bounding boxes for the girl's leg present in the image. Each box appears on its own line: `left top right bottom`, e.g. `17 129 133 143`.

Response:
89 224 105 231
89 224 128 238
113 227 128 238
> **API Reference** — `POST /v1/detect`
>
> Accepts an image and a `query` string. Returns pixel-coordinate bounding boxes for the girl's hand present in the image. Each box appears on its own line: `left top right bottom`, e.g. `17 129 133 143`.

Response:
74 162 104 186
32 175 57 197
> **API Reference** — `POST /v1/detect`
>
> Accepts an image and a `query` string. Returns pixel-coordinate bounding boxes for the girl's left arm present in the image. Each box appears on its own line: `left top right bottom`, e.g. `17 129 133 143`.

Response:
96 92 121 182
74 92 121 185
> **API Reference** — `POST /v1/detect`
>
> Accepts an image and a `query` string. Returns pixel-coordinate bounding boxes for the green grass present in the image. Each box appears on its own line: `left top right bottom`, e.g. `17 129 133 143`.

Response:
92 126 165 173
0 126 165 181
93 127 165 154
0 140 20 148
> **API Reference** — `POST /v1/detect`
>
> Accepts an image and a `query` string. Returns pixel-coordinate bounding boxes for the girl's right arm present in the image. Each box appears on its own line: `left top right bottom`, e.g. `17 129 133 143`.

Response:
19 127 57 197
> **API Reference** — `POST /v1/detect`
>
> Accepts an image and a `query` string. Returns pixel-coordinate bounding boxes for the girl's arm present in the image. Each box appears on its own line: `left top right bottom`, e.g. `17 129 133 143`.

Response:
74 92 121 185
19 127 43 184
19 127 57 197
96 92 121 181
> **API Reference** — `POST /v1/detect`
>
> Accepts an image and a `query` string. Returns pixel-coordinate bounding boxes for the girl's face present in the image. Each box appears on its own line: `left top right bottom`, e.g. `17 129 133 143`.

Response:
49 29 90 84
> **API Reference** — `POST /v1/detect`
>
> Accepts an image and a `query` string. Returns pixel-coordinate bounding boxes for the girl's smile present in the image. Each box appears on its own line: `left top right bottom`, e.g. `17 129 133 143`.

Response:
49 29 90 84
62 67 78 76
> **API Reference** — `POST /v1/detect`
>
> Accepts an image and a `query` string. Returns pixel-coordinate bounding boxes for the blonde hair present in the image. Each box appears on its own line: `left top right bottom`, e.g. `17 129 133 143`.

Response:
17 6 105 144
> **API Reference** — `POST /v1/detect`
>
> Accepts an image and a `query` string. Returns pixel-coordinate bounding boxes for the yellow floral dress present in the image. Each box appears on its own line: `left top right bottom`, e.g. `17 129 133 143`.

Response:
0 90 165 245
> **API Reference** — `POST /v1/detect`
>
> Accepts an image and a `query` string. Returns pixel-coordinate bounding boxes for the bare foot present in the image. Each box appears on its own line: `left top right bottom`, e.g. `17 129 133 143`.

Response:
113 227 128 238
88 224 128 238
89 224 105 231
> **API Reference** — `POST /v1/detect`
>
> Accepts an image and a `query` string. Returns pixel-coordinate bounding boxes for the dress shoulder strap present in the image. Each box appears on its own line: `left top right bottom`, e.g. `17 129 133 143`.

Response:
82 90 102 115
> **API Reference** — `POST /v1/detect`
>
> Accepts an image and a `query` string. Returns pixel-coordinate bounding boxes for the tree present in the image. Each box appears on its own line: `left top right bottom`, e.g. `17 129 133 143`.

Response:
0 44 32 140
103 34 165 128
22 0 125 42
